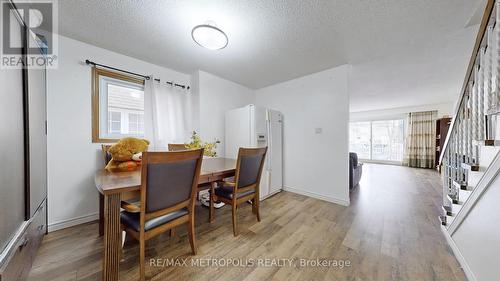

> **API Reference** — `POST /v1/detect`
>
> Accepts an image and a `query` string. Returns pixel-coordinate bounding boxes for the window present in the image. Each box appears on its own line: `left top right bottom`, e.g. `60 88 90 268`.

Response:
371 120 405 161
108 111 121 134
349 119 405 162
92 68 145 142
349 122 371 159
128 113 144 135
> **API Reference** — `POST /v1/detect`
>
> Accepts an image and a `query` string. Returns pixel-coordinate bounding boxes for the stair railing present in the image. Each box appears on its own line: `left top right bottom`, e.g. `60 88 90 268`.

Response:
439 0 497 226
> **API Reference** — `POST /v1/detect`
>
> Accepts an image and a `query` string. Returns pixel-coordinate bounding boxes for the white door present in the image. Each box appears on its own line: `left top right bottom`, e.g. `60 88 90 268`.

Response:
268 110 283 195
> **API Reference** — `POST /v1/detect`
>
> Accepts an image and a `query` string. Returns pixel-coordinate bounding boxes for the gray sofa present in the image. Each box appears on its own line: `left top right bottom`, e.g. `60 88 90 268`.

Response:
349 152 363 190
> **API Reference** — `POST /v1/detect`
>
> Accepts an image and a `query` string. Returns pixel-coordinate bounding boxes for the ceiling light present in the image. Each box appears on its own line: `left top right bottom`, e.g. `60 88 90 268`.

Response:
191 21 228 50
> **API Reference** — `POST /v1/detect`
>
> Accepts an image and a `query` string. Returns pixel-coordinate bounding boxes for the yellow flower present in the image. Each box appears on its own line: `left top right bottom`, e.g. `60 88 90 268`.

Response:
185 131 219 157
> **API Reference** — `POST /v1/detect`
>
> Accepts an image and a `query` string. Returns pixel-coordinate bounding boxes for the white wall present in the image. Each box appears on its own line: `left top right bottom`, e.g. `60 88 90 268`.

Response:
451 155 500 281
47 35 190 231
196 70 255 157
255 65 350 206
349 102 454 122
48 32 461 230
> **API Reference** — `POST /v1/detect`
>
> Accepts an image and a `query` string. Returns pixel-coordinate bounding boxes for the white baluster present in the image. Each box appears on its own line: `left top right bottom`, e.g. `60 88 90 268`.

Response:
473 68 479 142
456 131 460 181
472 68 479 162
443 156 448 183
469 92 473 162
479 47 486 141
448 145 453 189
465 92 471 164
454 133 458 182
450 138 454 180
486 26 495 140
487 26 494 110
443 153 449 206
459 110 464 182
450 139 454 183
496 1 500 109
462 106 466 156
444 154 449 199
456 131 460 197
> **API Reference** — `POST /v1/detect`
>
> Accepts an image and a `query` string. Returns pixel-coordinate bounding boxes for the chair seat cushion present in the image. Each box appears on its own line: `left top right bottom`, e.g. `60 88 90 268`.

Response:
121 208 188 232
214 185 255 199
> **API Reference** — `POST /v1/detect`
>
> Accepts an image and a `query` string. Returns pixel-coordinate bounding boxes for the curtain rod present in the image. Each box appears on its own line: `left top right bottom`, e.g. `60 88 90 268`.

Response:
153 78 190 90
85 59 190 90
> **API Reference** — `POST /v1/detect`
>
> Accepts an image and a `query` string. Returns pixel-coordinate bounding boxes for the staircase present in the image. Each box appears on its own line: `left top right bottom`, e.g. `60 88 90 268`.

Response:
439 1 500 280
439 0 500 229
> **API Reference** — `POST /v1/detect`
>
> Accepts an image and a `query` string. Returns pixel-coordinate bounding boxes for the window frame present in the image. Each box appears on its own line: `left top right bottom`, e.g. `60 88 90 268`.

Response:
91 67 145 143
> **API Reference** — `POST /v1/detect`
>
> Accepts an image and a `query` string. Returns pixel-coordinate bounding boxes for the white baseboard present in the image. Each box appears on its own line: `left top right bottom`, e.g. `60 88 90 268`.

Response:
260 190 281 201
440 225 476 281
283 186 350 206
48 212 99 232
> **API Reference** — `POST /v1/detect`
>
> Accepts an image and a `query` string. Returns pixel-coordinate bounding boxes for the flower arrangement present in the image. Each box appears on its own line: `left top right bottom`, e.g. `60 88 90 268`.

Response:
184 131 220 157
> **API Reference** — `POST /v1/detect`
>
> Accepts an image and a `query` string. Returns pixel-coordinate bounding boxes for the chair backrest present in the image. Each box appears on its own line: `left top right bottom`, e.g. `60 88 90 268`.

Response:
101 144 113 165
168 143 188 151
349 152 358 168
234 147 268 192
140 149 204 220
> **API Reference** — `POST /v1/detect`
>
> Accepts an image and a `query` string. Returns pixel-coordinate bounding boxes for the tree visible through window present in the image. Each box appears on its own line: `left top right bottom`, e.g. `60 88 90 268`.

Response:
371 120 405 161
349 122 370 159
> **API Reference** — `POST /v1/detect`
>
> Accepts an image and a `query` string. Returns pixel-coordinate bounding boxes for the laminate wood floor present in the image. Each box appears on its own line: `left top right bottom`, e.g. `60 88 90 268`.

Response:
27 164 466 281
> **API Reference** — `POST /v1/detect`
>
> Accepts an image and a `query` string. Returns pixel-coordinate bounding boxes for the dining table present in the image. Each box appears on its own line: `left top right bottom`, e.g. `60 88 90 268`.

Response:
94 157 237 281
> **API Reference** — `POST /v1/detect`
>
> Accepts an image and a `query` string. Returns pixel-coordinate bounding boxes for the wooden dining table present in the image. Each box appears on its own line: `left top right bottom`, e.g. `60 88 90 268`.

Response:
94 157 237 281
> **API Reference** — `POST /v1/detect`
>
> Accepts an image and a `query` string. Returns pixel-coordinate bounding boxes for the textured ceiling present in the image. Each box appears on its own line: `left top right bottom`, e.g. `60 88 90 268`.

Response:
59 0 483 110
349 23 479 112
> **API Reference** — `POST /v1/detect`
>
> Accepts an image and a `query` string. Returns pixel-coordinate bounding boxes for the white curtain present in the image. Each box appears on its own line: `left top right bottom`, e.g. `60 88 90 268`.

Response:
403 110 437 168
144 78 192 151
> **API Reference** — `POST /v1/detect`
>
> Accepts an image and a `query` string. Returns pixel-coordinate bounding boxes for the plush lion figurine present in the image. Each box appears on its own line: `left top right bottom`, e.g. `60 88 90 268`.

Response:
105 137 150 172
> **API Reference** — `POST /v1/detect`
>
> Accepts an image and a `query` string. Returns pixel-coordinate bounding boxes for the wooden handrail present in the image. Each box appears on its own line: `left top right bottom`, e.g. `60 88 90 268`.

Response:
439 0 496 165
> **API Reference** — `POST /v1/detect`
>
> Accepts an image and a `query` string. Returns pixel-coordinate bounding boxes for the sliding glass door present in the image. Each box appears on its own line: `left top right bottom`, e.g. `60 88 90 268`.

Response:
349 122 371 159
349 119 405 162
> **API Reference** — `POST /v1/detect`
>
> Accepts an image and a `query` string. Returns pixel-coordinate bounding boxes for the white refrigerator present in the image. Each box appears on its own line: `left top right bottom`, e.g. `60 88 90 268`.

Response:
225 104 283 200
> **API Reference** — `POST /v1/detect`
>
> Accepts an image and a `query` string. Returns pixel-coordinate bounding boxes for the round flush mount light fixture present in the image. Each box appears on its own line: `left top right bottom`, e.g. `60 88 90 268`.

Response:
191 21 228 50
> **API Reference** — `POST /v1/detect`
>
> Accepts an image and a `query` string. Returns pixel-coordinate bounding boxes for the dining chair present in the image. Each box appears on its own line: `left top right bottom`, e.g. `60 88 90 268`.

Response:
168 143 187 151
169 143 209 202
166 143 188 237
209 147 267 236
120 149 204 281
